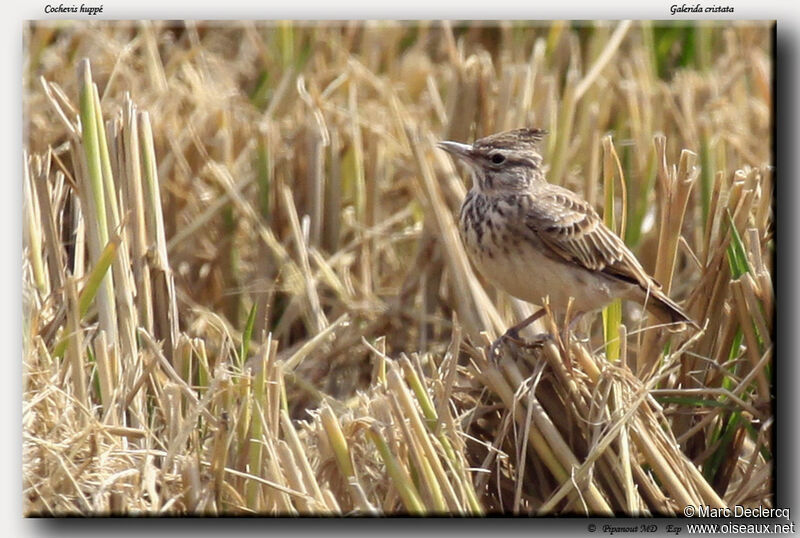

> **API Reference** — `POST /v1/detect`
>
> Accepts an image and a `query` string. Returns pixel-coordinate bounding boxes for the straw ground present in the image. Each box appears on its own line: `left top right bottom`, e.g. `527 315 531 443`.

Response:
23 21 773 515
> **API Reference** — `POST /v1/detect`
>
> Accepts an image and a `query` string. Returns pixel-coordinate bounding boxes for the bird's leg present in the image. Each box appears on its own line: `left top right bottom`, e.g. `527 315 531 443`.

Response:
557 311 586 368
562 310 586 345
504 308 547 342
489 308 550 358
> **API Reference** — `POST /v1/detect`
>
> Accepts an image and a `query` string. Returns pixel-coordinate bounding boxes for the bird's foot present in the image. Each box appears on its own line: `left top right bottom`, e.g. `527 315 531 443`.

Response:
489 327 552 360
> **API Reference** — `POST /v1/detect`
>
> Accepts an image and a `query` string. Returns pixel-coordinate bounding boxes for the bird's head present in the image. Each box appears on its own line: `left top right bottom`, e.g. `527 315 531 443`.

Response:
437 128 547 193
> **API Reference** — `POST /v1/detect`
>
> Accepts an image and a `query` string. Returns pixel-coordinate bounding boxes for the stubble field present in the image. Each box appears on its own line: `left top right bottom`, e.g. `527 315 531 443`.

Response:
23 20 773 515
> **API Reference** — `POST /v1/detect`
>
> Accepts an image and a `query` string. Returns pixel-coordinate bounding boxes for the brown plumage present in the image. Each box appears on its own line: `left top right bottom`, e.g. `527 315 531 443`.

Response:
438 128 699 330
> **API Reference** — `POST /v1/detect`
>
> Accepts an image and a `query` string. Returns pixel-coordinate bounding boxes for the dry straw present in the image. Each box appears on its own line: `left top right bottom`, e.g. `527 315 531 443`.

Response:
23 21 772 515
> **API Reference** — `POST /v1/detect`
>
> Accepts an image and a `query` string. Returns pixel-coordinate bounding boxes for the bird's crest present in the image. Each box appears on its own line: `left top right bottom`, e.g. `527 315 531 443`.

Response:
474 128 548 151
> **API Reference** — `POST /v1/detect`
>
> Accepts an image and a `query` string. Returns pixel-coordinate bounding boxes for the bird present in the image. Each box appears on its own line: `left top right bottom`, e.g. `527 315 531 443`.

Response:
437 127 699 344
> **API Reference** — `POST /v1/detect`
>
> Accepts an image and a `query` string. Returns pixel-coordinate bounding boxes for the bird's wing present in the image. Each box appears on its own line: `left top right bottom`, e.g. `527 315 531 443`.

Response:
524 187 660 291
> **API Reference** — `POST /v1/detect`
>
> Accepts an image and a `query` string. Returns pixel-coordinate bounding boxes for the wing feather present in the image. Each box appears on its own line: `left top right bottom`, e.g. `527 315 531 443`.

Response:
525 186 659 290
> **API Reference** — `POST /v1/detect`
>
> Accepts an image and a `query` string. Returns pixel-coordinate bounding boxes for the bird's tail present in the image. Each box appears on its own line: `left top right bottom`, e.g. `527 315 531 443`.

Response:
642 288 701 331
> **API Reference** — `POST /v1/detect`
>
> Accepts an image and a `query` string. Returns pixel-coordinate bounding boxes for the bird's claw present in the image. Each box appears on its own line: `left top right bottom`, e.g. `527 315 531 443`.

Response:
489 330 552 359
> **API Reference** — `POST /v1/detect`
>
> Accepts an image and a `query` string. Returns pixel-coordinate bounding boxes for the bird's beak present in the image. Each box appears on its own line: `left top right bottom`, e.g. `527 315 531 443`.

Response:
436 140 474 162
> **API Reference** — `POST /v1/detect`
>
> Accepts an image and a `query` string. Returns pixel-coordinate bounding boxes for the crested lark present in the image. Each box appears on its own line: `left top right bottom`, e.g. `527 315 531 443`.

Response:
438 128 698 341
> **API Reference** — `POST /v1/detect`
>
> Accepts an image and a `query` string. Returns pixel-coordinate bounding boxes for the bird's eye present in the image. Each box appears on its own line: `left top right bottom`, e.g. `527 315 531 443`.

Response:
490 153 505 164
